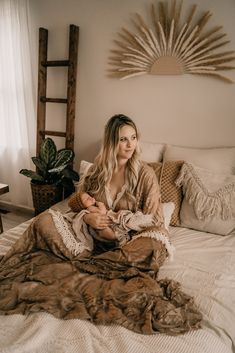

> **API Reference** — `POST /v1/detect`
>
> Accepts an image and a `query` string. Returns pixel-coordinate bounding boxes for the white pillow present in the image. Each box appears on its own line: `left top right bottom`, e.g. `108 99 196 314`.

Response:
164 144 235 174
74 160 93 191
140 141 165 162
176 163 235 235
162 202 175 230
79 160 93 178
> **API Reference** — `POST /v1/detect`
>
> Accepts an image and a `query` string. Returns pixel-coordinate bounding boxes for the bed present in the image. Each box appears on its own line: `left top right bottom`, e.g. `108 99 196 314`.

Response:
0 142 234 353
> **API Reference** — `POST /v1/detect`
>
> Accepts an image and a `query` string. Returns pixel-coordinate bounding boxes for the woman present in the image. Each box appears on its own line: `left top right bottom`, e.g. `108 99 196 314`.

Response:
67 114 173 264
0 114 202 335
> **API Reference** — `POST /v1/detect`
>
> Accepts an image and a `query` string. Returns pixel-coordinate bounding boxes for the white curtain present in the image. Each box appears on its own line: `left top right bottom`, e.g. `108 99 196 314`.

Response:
0 0 36 208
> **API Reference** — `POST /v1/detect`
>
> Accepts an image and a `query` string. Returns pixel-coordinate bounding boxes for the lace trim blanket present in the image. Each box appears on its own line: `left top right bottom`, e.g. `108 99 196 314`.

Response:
0 211 202 335
49 208 175 260
48 209 94 256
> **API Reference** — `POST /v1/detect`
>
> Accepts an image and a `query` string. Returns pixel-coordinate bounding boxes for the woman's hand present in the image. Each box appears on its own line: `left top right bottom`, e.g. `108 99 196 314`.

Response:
83 212 112 230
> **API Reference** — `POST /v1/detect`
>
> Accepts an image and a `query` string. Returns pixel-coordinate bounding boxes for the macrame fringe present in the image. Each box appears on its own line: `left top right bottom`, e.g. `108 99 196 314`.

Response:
176 163 235 220
129 230 175 261
49 209 92 256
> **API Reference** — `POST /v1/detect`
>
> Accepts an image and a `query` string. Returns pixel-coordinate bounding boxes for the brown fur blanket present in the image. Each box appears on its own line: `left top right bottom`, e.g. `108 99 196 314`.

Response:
0 211 202 335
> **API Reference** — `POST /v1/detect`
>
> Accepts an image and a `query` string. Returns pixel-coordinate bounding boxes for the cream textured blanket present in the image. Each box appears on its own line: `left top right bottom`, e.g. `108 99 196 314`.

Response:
0 221 234 353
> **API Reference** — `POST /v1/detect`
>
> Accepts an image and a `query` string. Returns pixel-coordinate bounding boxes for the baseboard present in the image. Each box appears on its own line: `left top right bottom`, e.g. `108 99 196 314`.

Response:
0 201 34 216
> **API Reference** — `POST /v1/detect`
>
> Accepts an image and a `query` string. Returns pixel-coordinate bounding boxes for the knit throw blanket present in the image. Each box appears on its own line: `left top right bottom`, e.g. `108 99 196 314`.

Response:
0 211 202 335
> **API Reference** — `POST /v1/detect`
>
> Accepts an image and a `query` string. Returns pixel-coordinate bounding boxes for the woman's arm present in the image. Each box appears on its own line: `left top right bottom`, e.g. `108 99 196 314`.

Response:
68 192 112 230
83 213 112 230
140 165 165 227
97 227 116 241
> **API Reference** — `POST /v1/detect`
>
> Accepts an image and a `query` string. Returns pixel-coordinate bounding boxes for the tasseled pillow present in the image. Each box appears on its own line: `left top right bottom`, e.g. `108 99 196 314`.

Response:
175 163 235 235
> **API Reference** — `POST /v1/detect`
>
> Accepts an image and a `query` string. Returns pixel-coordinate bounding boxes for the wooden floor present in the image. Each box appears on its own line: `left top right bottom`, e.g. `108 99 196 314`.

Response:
0 207 33 233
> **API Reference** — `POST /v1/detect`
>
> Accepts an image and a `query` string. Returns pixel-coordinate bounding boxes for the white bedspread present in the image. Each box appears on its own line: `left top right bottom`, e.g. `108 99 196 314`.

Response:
0 212 234 353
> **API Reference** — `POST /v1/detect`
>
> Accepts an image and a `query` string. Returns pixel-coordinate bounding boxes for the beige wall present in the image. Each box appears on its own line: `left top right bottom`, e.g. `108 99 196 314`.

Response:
29 0 235 169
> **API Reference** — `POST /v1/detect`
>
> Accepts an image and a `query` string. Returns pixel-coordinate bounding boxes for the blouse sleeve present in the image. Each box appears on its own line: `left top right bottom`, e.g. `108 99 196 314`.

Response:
139 164 165 228
108 164 165 232
107 210 155 232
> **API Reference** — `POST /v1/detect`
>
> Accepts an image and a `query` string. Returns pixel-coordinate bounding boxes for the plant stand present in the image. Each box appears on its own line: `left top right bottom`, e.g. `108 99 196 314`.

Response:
31 183 63 215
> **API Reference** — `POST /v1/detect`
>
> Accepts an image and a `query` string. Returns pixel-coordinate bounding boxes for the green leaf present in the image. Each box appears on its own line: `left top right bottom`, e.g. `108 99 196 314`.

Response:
19 169 44 182
32 157 47 173
40 138 57 165
61 167 80 181
54 149 74 168
20 137 78 187
48 165 67 174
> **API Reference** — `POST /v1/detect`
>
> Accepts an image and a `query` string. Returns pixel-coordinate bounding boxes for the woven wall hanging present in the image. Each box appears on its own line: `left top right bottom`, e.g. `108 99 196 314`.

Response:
109 1 235 82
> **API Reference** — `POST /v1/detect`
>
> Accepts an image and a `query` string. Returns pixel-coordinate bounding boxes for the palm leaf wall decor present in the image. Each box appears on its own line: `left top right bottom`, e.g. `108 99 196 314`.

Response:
108 1 235 82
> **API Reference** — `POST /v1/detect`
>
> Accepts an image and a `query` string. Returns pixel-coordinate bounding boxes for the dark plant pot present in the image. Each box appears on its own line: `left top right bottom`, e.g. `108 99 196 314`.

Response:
31 182 63 216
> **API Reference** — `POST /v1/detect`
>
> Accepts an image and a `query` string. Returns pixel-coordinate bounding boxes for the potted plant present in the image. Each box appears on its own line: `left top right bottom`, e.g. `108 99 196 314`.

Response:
20 137 79 215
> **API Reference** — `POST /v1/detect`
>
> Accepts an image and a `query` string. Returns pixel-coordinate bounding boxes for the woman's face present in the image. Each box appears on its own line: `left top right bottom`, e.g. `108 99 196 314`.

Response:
117 125 137 161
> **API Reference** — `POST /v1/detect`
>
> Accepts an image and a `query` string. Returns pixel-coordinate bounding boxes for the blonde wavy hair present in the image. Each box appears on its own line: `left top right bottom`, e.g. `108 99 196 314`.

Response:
81 114 141 201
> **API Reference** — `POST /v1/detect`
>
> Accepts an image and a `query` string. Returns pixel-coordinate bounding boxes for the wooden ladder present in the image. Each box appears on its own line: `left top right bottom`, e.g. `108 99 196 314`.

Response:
36 24 79 155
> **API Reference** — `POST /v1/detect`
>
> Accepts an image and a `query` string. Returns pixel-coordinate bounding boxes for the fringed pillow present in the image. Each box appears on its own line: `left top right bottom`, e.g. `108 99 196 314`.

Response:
176 163 235 235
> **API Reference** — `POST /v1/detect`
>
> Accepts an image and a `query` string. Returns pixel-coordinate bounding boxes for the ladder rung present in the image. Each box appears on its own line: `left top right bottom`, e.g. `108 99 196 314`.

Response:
40 130 67 137
36 25 79 156
40 97 68 103
41 60 69 67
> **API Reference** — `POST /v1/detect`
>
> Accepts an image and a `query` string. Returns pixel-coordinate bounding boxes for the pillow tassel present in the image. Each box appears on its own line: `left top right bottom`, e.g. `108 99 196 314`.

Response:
176 163 235 221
